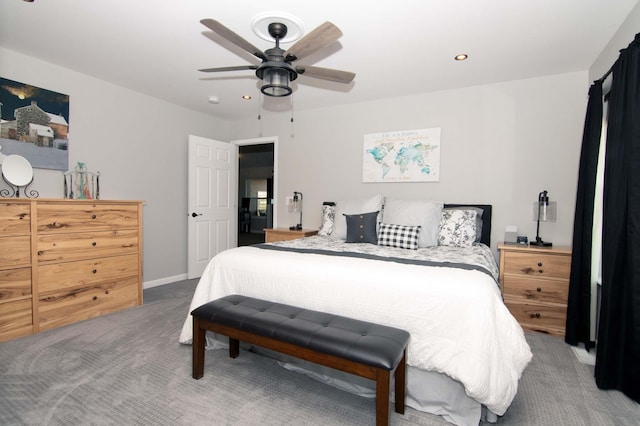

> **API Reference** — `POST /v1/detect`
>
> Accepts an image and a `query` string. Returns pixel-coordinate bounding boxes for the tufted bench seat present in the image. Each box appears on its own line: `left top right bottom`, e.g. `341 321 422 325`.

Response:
191 294 410 426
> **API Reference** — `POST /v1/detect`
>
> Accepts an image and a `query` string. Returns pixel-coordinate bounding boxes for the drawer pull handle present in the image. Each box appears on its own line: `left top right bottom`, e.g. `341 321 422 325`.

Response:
93 296 98 301
531 312 541 319
92 269 97 274
536 287 542 292
37 250 44 256
92 214 97 219
538 262 542 267
92 242 97 246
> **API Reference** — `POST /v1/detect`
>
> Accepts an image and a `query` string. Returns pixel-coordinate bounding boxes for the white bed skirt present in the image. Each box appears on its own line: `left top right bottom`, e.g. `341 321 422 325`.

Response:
204 334 497 425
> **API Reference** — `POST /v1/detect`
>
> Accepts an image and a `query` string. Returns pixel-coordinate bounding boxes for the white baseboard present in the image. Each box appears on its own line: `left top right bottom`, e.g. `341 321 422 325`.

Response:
571 344 596 366
143 274 189 290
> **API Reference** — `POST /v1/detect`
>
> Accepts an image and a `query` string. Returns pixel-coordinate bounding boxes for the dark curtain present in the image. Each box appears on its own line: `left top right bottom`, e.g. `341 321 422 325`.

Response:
596 33 640 403
565 82 603 349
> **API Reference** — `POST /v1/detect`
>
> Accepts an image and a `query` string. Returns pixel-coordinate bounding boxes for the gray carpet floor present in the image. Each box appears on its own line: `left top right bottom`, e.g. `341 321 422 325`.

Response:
1 279 638 426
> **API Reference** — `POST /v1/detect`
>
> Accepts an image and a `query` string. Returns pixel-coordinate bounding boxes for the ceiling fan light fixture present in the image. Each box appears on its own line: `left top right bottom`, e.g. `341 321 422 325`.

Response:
454 53 469 61
260 67 292 97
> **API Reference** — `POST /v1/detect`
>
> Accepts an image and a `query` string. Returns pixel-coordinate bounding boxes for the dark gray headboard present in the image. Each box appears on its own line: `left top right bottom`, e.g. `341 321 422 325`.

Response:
444 204 492 246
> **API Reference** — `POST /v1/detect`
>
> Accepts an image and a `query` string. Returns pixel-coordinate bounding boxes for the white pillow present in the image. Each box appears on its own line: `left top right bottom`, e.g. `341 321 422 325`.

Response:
382 198 443 247
333 194 384 241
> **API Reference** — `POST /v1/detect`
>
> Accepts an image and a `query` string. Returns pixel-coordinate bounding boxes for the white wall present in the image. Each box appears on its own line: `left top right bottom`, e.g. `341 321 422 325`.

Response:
0 47 229 286
0 46 591 283
589 2 640 82
230 71 589 252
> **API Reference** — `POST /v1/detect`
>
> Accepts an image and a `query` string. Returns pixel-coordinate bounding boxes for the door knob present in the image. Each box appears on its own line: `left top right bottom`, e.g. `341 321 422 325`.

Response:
191 212 202 218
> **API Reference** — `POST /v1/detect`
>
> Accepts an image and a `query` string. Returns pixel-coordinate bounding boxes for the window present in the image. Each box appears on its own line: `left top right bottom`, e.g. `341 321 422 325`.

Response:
245 179 268 215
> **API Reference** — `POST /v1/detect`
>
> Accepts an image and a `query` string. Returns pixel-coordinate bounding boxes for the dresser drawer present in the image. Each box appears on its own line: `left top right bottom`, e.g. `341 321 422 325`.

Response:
38 277 139 332
502 275 568 305
36 229 139 263
0 235 31 269
502 251 570 279
504 299 567 336
38 253 139 295
37 203 138 233
0 202 30 235
0 298 33 342
0 267 31 301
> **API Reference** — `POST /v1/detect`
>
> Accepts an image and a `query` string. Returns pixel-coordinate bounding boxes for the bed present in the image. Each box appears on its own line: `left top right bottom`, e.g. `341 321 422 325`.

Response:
179 196 532 425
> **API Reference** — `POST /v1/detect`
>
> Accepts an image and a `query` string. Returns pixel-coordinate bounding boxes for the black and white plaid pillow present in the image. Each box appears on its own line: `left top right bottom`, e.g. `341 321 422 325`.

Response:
377 223 421 250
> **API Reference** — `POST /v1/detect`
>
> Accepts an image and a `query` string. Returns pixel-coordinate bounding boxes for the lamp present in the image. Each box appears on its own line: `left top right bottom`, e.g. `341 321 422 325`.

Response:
260 67 293 97
289 191 303 230
532 190 556 247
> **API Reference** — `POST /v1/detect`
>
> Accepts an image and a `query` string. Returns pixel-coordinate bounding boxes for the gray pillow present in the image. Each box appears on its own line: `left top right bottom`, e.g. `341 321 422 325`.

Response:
382 198 443 247
333 194 384 240
344 211 379 244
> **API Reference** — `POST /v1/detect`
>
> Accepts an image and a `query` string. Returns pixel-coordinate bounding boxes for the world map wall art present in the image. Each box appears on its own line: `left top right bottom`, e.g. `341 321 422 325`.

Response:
362 128 441 183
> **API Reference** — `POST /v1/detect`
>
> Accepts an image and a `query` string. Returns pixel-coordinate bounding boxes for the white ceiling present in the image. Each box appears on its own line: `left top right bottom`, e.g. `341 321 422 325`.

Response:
0 0 637 121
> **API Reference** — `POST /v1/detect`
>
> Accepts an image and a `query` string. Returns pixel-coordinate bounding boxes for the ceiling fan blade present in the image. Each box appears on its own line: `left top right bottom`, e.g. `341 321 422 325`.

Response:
285 21 342 61
199 65 258 73
297 66 355 84
201 19 266 60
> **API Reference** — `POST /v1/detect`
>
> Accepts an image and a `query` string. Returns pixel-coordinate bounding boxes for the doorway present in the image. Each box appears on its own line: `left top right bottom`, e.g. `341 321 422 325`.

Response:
237 142 275 246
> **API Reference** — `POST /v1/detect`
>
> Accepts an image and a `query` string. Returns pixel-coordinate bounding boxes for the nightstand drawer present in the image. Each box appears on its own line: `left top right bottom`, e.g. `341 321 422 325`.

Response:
502 275 568 305
503 251 570 279
504 299 567 336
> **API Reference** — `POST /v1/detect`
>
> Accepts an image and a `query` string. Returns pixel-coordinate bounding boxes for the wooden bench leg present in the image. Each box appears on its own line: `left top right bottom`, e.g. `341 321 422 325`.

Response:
394 349 407 414
229 337 240 358
375 368 391 426
192 317 205 379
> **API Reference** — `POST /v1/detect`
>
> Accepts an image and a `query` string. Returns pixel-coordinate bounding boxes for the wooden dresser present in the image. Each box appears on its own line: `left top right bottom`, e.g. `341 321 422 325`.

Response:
264 228 318 243
0 202 33 342
498 243 571 336
0 199 143 342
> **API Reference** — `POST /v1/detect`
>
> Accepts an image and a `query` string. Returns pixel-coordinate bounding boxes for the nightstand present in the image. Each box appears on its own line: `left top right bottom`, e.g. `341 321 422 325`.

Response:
498 243 572 336
264 228 318 243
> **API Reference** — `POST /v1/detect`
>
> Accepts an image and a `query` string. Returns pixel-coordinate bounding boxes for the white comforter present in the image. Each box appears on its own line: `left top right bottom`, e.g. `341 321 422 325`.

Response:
179 239 532 416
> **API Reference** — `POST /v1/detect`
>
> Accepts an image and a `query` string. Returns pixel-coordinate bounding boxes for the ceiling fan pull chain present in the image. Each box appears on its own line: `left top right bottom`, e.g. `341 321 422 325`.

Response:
258 90 262 121
290 93 294 123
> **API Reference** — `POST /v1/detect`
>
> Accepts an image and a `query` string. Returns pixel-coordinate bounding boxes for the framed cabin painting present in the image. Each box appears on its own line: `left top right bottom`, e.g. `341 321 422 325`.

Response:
0 77 70 171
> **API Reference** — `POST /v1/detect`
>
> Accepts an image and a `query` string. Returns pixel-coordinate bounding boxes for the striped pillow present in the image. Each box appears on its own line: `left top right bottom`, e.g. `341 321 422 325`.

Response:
377 223 421 250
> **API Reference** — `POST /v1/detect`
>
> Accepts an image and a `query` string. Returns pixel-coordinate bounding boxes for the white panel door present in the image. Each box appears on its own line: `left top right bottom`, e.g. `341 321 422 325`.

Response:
187 135 237 279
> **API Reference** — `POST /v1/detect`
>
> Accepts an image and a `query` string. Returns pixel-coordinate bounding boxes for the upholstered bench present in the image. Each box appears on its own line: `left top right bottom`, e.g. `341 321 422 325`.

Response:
191 294 410 426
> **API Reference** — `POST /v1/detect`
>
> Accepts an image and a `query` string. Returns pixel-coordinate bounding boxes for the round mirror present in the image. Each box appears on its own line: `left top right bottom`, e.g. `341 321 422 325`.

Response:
2 154 34 186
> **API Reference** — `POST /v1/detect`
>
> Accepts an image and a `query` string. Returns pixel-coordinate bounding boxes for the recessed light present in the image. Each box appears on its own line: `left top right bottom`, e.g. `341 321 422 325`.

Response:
242 95 252 100
454 54 468 61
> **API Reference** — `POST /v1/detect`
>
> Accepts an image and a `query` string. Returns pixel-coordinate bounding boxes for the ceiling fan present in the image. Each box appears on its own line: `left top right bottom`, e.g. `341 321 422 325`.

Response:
199 19 355 97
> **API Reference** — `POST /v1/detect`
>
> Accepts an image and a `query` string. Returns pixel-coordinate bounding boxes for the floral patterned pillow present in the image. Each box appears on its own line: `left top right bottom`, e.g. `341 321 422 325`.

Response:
318 203 335 236
438 209 477 247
